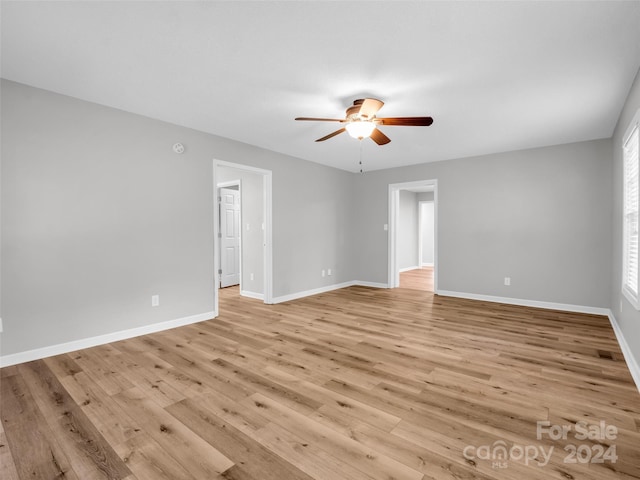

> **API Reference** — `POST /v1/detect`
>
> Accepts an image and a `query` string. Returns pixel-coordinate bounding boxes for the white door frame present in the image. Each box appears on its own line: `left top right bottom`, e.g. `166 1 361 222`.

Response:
388 179 438 291
213 160 273 316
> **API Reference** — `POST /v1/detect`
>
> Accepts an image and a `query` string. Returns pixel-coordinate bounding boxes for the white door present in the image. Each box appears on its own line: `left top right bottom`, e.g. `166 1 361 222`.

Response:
219 187 240 287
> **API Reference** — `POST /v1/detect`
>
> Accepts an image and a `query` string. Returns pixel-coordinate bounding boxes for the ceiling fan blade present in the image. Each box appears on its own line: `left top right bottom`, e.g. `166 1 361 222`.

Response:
357 98 384 119
376 116 434 126
295 117 345 122
315 128 346 142
370 128 391 145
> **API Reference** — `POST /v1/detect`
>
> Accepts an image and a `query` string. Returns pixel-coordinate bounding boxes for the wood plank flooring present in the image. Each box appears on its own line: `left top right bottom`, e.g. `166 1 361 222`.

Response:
1 281 639 479
399 267 434 292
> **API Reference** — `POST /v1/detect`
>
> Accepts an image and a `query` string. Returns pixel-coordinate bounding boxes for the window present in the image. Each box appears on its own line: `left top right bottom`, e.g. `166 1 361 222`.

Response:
623 110 640 309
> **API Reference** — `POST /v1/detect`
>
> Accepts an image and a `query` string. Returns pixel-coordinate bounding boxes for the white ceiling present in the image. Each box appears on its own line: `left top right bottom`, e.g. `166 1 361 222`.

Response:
3 1 640 172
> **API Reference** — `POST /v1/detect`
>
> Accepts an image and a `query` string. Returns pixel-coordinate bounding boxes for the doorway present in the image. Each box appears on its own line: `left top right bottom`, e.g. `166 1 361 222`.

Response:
388 179 438 292
218 182 241 288
213 160 273 316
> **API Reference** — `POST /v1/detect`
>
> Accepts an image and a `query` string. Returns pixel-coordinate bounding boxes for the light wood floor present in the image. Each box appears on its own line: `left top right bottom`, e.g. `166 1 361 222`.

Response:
399 267 434 292
2 283 639 480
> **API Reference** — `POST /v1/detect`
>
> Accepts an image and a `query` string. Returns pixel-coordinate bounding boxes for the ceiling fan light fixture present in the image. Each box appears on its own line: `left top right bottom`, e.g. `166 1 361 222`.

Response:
346 121 376 139
295 98 432 145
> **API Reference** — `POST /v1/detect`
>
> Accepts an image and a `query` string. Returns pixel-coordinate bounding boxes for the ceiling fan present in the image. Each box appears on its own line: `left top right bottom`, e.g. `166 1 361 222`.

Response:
295 98 433 145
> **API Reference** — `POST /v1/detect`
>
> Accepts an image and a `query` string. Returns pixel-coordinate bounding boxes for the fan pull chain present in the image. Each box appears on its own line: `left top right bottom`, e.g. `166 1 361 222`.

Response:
359 139 364 174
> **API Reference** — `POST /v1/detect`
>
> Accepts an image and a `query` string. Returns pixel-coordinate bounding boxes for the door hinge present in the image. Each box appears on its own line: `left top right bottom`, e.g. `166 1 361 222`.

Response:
218 269 222 274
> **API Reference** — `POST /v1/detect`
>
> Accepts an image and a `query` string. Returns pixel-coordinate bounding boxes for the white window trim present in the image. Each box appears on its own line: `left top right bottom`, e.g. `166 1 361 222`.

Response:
622 109 640 310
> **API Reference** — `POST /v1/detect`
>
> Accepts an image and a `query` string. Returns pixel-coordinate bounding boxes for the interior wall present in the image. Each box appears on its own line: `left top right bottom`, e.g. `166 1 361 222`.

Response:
1 81 215 357
417 192 435 266
610 66 640 368
217 166 264 297
417 192 434 202
398 190 419 270
0 77 623 363
352 138 612 308
420 202 435 266
271 163 354 296
0 80 356 358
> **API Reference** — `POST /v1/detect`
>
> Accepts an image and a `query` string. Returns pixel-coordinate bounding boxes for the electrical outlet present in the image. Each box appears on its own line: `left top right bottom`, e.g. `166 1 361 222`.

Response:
328 268 332 276
384 224 388 231
322 270 326 277
504 277 511 286
152 295 159 307
250 273 254 281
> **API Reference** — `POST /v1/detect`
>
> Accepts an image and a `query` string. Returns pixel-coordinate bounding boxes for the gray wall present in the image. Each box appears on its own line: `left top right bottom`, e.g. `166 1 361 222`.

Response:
611 67 640 367
420 201 435 266
1 80 356 356
398 190 418 270
217 166 264 296
2 81 214 356
352 138 612 308
0 78 623 363
417 192 434 202
417 192 435 266
272 162 354 295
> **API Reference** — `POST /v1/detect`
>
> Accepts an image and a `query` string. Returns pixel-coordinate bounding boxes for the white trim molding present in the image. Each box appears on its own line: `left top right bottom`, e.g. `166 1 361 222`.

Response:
607 311 640 394
354 281 389 289
241 290 265 301
213 159 273 309
437 290 610 316
0 311 214 368
388 179 438 291
399 266 421 273
272 281 387 304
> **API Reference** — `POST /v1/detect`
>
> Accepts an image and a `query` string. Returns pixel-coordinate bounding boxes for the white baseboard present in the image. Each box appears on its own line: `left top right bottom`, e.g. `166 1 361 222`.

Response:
272 282 354 303
0 311 215 368
421 262 434 267
399 266 420 273
607 310 640 394
353 280 388 289
436 290 610 316
272 281 387 304
240 290 264 301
